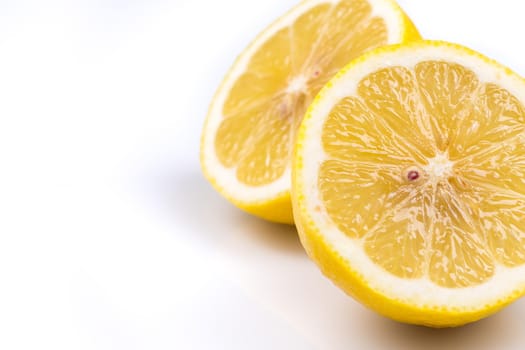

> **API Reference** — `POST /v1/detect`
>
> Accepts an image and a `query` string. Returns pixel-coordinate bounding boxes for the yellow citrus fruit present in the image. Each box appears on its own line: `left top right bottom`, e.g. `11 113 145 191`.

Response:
200 0 420 223
292 40 525 327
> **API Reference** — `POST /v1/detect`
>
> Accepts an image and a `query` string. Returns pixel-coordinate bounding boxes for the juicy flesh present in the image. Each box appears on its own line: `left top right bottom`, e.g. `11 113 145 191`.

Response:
215 0 388 186
320 61 525 288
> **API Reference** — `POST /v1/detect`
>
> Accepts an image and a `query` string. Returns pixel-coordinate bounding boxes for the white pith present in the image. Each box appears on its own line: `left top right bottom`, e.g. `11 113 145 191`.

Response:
425 152 454 183
298 43 525 309
287 75 309 94
202 0 408 204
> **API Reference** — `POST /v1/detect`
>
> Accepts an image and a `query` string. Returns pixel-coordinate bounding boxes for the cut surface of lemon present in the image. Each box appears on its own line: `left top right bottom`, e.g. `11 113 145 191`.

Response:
200 0 420 223
292 41 525 326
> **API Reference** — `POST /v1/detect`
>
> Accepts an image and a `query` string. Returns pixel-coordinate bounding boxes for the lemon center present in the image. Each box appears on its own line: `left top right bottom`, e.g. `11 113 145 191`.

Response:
287 75 308 94
425 152 454 183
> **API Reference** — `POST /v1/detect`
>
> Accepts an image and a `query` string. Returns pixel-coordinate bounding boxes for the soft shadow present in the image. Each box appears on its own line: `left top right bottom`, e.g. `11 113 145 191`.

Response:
229 209 303 255
349 300 525 350
146 166 304 256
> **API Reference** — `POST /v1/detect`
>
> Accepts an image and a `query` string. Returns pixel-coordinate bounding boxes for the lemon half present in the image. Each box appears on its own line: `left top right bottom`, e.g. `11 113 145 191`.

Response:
201 0 420 223
293 41 525 326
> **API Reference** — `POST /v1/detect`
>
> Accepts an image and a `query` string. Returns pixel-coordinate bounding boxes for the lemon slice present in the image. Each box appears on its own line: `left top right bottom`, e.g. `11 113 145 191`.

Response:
292 41 525 327
200 0 420 223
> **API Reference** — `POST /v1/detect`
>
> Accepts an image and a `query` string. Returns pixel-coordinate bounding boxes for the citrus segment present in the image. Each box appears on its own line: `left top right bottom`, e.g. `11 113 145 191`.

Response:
415 62 480 152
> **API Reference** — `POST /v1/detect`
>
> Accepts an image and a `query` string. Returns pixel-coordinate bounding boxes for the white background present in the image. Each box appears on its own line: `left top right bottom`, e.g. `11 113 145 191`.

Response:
2 0 525 349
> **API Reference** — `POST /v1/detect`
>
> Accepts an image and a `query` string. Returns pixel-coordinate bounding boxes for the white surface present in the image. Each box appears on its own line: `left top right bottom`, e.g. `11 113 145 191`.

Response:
1 1 525 349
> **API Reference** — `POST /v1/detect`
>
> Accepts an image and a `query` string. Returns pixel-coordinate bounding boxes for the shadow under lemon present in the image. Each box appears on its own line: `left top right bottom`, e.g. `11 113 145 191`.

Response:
348 301 525 350
166 168 304 257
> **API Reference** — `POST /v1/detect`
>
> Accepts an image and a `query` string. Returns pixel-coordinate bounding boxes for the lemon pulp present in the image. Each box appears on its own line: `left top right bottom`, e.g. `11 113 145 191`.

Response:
321 61 525 289
216 0 389 186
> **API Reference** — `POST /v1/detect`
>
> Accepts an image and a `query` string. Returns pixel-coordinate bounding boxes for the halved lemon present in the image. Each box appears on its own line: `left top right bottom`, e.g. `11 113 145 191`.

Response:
200 0 420 223
292 41 525 327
